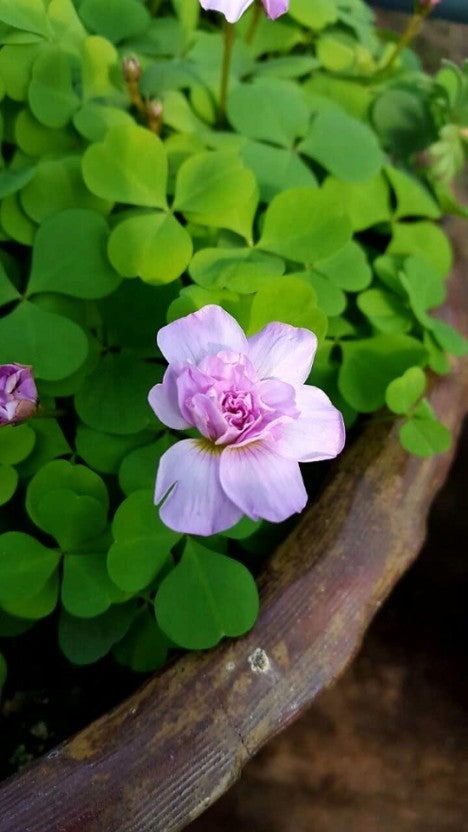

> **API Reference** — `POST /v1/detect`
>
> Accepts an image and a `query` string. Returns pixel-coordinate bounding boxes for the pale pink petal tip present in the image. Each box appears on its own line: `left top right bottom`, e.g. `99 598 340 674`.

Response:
262 0 289 19
157 304 248 366
248 322 317 385
274 386 346 462
220 443 307 523
155 439 242 536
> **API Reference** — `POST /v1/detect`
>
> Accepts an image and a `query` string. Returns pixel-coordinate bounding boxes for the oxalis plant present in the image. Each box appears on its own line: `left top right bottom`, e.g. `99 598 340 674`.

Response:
0 0 467 698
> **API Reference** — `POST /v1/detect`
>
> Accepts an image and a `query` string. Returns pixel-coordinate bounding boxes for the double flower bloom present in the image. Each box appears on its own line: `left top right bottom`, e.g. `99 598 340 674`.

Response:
149 305 345 535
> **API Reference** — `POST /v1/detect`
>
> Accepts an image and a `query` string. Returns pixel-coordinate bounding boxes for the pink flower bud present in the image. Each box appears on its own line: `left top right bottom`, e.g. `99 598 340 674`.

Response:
417 0 441 10
0 364 37 426
148 100 163 120
122 56 142 83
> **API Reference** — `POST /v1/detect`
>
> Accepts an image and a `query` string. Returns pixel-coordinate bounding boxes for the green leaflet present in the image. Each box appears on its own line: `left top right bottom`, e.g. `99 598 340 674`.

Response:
385 367 426 415
108 489 180 593
0 532 60 601
338 335 427 413
155 539 259 650
258 185 352 264
173 150 258 243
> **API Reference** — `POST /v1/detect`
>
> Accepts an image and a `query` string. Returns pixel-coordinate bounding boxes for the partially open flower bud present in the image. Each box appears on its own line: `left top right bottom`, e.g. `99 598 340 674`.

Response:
123 56 142 83
416 0 441 10
0 364 38 426
148 99 163 121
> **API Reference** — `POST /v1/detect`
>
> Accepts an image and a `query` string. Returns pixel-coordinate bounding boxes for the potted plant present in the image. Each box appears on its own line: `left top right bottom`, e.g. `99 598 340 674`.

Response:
0 0 466 828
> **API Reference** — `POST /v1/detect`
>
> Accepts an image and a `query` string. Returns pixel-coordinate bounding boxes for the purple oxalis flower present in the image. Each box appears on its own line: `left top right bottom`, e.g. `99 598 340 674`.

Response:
0 364 37 427
148 305 345 536
199 0 288 24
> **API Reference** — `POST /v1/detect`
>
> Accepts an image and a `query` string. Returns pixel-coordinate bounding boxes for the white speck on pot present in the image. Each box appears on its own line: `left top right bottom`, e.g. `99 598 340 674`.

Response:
225 661 236 672
248 648 271 674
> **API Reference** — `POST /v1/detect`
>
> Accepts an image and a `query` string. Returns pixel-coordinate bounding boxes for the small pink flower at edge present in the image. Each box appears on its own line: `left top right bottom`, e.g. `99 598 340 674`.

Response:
199 0 289 24
148 305 345 536
417 0 441 9
0 364 37 427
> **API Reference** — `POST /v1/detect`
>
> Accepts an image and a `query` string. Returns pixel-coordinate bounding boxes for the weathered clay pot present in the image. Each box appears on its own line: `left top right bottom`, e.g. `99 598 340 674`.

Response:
0 219 466 832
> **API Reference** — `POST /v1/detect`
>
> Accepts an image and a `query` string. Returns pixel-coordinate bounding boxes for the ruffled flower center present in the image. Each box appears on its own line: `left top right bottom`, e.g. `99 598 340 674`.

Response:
176 350 299 447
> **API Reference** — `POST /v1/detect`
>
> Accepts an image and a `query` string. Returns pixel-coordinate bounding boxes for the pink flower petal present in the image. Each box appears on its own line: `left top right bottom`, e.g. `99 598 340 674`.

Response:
262 0 289 19
199 0 254 23
257 377 297 415
155 438 242 535
157 305 248 366
247 322 317 385
220 442 307 522
274 385 346 462
148 367 191 430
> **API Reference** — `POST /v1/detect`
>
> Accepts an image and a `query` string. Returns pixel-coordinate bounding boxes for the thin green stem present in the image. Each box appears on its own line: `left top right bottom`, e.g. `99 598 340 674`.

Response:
218 21 235 125
378 8 430 76
245 1 262 45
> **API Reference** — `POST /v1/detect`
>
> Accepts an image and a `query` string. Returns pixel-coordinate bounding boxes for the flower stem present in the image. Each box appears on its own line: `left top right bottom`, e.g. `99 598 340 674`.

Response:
379 7 431 76
218 21 235 125
245 1 262 45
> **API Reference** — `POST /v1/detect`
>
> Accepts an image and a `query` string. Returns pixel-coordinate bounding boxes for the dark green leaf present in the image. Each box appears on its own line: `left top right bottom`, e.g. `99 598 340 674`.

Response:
1 572 59 620
113 609 170 672
399 400 451 457
58 603 136 665
357 288 413 334
227 78 309 148
388 222 452 279
0 301 89 381
75 354 159 435
16 418 70 479
29 209 121 299
338 334 427 412
80 0 150 43
385 366 426 415
62 553 115 618
299 109 383 182
0 464 17 506
34 488 108 550
0 532 60 601
26 459 109 529
118 434 173 495
384 164 440 220
155 539 259 650
76 424 155 475
108 490 179 592
0 423 35 465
